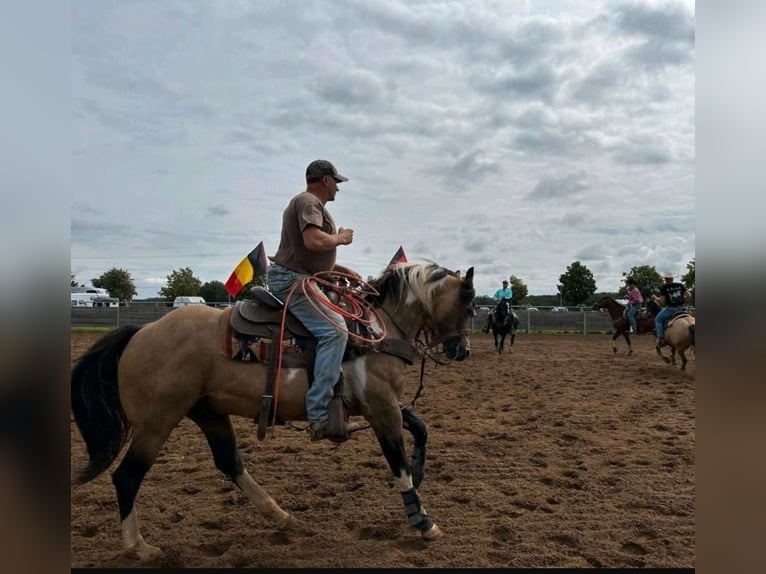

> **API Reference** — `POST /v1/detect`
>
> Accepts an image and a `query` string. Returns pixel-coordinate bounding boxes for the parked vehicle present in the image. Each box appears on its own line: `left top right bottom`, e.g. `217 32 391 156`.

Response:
173 296 207 308
71 287 110 307
551 306 569 312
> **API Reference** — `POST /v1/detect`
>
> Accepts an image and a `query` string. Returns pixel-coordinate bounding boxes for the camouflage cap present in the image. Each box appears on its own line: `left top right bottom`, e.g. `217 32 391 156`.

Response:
305 159 348 183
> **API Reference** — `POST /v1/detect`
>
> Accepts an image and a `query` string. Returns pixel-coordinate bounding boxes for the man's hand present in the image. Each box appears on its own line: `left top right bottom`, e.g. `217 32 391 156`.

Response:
337 227 354 245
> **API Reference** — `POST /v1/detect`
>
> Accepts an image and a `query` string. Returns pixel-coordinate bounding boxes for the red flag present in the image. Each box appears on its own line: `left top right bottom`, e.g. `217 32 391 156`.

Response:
388 245 408 267
224 241 268 297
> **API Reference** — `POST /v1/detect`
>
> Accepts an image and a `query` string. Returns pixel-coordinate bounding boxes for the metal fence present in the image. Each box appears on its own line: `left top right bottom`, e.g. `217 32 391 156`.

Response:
71 303 627 334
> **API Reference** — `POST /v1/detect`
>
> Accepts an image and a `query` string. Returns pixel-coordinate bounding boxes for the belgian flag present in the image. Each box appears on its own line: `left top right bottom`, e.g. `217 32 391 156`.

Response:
225 241 268 297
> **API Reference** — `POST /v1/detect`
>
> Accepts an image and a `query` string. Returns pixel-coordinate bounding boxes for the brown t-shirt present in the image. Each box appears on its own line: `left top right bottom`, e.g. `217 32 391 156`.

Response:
272 191 337 275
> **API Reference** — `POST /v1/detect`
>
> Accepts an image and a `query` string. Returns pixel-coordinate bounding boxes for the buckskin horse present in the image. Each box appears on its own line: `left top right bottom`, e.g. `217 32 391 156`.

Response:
592 296 660 355
656 311 696 371
489 299 519 353
71 261 475 559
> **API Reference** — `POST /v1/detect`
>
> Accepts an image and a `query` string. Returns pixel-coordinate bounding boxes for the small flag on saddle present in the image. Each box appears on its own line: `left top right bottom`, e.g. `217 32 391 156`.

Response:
224 241 268 298
388 245 408 267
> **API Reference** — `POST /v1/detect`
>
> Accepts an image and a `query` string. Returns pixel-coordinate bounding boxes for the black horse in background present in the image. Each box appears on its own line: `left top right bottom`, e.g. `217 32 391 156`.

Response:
489 299 519 353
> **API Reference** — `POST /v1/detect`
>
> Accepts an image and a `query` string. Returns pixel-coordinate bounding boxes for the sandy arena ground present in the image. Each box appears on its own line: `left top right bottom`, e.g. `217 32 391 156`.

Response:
71 331 694 569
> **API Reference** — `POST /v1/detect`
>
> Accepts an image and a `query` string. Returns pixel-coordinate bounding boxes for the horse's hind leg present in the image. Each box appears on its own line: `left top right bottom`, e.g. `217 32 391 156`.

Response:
679 348 687 370
111 430 174 559
623 332 633 355
187 407 294 528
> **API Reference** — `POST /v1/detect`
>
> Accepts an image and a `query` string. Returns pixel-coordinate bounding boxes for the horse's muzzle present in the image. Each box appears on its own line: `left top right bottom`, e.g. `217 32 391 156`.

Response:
444 337 471 361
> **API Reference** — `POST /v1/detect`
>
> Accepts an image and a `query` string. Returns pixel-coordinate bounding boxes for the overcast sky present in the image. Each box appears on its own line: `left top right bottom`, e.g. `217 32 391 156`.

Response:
70 0 695 300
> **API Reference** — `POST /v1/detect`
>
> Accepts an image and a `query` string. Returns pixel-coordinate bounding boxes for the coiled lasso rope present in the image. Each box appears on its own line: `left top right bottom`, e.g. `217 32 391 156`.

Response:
270 270 387 428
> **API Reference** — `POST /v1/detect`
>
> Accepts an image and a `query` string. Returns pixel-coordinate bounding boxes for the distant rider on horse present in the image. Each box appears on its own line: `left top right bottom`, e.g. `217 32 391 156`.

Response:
652 272 692 349
482 279 513 333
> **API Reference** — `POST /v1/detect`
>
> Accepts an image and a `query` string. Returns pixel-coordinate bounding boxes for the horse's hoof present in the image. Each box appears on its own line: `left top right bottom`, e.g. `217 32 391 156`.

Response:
422 524 443 540
276 513 298 530
612 348 617 354
131 540 163 561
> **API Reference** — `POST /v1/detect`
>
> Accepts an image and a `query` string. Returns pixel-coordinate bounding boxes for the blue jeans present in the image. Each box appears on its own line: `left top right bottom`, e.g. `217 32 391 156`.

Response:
627 303 641 332
266 263 348 423
655 305 684 339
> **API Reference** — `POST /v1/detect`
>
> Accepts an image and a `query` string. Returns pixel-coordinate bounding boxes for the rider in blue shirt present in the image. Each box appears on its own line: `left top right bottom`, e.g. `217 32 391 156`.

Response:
482 279 513 333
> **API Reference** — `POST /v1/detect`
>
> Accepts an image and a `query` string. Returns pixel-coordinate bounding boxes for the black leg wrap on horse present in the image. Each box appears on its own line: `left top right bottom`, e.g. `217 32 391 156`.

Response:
401 488 433 532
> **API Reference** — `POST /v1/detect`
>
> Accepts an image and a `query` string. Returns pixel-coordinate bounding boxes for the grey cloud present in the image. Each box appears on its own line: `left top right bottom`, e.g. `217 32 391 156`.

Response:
575 242 609 260
513 127 573 156
462 237 487 254
612 137 673 165
568 59 625 103
440 151 500 186
206 205 230 217
560 213 588 228
527 171 590 201
475 63 560 103
313 69 387 106
625 39 693 67
612 1 694 45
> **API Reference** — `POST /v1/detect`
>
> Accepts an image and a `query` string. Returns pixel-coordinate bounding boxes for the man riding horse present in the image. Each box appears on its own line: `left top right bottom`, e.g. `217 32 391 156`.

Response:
482 279 512 333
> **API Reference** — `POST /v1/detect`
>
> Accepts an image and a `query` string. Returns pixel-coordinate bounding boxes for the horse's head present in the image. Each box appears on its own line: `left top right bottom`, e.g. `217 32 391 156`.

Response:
592 296 609 311
370 262 475 361
435 267 475 361
495 299 511 322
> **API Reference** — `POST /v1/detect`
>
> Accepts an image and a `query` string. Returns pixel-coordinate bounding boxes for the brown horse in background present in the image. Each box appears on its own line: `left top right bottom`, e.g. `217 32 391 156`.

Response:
71 261 475 559
592 297 660 355
656 312 696 370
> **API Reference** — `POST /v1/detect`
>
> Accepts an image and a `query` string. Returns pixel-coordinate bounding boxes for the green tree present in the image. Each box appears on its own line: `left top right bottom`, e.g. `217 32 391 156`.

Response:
160 267 202 300
474 295 495 306
618 265 662 299
199 280 229 303
509 275 528 305
558 261 597 306
71 272 82 287
92 267 137 302
681 258 695 306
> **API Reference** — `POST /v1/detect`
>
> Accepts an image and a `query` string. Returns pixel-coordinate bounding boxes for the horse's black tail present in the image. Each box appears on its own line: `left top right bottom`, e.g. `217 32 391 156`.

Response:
71 325 141 484
689 324 695 348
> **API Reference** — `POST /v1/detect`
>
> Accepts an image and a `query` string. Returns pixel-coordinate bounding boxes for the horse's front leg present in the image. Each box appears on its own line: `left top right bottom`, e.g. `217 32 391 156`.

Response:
369 405 442 540
623 331 632 355
656 344 671 364
401 407 427 489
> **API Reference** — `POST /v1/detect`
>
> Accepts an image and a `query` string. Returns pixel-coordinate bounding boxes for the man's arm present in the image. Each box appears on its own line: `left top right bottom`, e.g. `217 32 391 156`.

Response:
302 225 353 251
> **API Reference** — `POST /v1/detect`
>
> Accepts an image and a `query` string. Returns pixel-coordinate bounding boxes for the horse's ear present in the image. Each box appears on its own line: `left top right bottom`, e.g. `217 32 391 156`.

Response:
464 267 474 282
